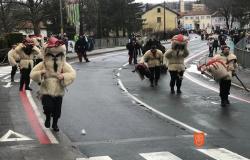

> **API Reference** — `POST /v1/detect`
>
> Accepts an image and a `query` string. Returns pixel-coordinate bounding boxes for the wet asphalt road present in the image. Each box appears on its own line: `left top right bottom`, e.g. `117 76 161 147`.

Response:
58 36 250 159
2 35 249 159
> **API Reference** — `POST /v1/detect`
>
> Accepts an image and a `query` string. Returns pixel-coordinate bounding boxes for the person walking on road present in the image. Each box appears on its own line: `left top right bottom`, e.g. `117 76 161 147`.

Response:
126 39 140 64
164 34 189 94
8 44 19 82
142 45 163 87
75 34 90 63
212 45 238 107
14 38 41 91
30 37 76 131
207 36 214 57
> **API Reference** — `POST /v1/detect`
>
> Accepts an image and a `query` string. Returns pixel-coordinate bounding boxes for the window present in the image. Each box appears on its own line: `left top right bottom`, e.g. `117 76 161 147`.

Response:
190 16 193 19
157 17 161 23
157 8 161 13
185 17 189 20
207 16 210 19
196 16 199 20
201 16 204 19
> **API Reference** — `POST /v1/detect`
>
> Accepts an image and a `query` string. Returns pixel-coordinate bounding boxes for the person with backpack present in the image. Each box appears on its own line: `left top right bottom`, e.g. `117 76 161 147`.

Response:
212 45 238 107
142 45 163 87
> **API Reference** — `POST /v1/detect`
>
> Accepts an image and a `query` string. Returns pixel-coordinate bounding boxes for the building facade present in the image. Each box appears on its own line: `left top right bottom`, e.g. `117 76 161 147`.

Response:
211 12 240 30
181 11 212 31
142 4 179 32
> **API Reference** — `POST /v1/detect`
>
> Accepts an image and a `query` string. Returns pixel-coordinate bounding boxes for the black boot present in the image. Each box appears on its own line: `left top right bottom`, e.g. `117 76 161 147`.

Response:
177 88 182 94
171 87 175 94
221 100 227 107
150 80 154 87
226 99 230 105
52 118 59 132
44 115 51 128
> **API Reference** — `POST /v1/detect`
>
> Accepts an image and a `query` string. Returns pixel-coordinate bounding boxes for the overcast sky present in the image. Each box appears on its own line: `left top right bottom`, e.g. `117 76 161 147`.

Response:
134 0 195 3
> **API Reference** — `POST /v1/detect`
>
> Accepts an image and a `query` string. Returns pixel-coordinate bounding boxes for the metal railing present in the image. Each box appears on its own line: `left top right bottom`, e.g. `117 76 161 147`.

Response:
234 37 250 68
94 37 128 49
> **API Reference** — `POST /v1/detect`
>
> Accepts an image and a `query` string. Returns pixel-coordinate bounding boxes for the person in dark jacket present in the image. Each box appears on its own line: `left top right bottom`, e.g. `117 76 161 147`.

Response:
126 40 140 64
74 35 90 63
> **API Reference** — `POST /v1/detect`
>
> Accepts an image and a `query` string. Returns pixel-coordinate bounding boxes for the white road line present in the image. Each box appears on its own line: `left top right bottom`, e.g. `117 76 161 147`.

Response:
198 148 250 160
0 130 33 142
117 79 205 134
122 62 129 67
26 90 59 144
76 156 113 160
140 151 182 160
3 82 12 88
3 75 10 80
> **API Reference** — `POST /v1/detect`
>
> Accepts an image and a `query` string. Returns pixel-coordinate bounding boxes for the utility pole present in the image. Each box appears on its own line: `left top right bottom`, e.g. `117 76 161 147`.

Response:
59 0 64 35
163 1 166 39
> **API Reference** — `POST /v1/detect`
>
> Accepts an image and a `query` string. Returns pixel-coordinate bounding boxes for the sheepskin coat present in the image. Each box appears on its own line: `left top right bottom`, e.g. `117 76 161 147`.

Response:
8 48 20 66
14 43 41 69
30 44 76 97
213 52 237 80
164 41 189 72
143 49 163 68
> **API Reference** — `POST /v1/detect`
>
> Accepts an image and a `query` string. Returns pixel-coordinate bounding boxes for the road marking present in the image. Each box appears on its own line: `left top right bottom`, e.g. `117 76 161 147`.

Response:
0 130 32 142
140 151 182 160
3 82 12 88
3 75 10 80
26 90 58 144
198 148 250 160
76 156 113 160
117 79 205 134
19 90 52 144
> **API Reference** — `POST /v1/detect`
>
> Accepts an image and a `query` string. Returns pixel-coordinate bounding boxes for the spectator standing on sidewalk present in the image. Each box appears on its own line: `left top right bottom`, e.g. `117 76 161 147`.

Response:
14 38 41 91
75 34 90 63
245 32 250 51
142 45 163 87
30 37 76 131
212 45 238 107
8 44 19 82
164 34 189 94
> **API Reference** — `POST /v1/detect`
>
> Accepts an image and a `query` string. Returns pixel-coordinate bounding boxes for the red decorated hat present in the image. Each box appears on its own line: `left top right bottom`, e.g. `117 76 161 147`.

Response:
22 38 35 46
46 37 64 48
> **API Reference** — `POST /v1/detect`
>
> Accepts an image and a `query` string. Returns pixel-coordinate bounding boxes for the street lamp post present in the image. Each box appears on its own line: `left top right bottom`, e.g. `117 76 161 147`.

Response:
59 0 64 34
163 1 166 39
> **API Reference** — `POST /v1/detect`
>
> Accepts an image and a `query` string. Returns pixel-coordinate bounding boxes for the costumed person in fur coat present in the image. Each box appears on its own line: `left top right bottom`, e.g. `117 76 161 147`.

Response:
30 37 76 131
212 45 237 107
14 38 41 91
142 45 163 87
164 34 189 94
8 44 19 82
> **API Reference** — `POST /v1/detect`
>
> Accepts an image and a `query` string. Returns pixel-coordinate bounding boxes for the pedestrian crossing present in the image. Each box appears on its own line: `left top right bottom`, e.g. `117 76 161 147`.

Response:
77 148 250 160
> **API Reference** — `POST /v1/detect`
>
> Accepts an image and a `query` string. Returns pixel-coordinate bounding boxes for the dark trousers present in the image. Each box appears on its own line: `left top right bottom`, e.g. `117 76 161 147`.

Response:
11 65 18 81
42 95 63 119
169 71 184 89
219 79 231 101
209 46 214 57
77 51 89 62
149 66 161 84
20 67 31 90
128 51 138 64
213 46 218 53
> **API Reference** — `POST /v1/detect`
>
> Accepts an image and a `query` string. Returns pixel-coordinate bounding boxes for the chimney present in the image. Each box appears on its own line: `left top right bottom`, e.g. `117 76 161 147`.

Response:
180 0 185 13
